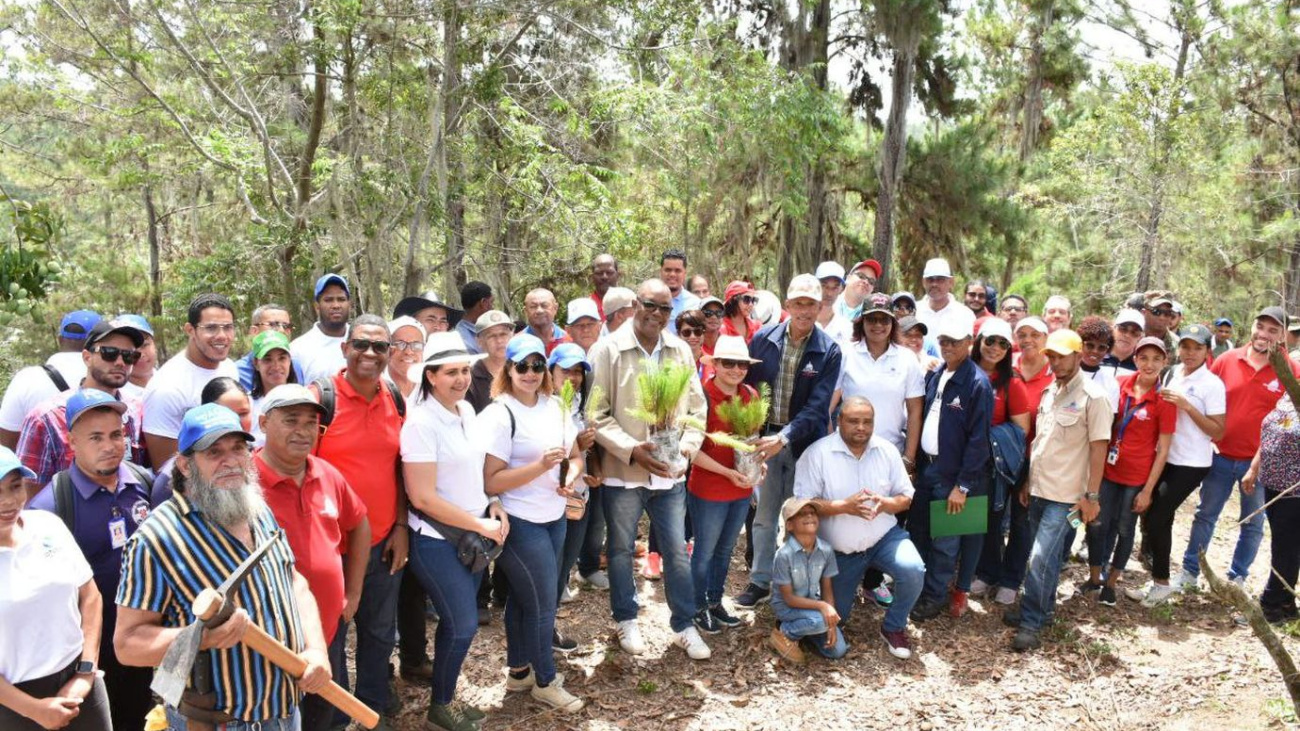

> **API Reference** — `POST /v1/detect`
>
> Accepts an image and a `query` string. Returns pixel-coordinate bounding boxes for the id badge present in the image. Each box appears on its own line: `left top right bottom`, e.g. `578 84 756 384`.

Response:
1106 445 1120 466
109 517 128 549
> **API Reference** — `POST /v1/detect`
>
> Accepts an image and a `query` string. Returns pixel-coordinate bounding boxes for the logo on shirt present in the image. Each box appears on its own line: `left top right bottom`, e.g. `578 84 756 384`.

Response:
321 495 339 519
130 499 151 526
1135 410 1151 422
1061 402 1082 417
948 396 963 411
800 364 817 377
1267 379 1282 394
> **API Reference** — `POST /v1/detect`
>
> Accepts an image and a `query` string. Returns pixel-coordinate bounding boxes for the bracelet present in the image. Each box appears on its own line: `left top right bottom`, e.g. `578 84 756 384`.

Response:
1084 492 1100 502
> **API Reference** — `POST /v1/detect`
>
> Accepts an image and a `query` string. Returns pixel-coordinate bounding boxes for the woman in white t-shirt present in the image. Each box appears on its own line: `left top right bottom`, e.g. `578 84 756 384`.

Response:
400 332 506 730
0 448 112 731
478 334 584 714
1136 326 1226 605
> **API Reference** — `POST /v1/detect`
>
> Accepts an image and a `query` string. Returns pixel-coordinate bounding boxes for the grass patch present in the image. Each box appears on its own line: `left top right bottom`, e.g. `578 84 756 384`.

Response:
1149 602 1175 623
1264 697 1297 724
637 680 659 695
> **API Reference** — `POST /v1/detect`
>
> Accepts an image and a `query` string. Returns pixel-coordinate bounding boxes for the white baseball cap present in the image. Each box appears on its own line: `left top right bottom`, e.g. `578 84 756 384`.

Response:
566 297 600 325
1114 309 1145 329
1015 316 1049 335
979 317 1013 342
922 258 953 279
785 274 821 303
814 261 846 282
933 319 973 341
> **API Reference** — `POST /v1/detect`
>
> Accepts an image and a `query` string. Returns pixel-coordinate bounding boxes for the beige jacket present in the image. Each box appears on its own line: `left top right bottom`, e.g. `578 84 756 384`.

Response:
588 322 707 484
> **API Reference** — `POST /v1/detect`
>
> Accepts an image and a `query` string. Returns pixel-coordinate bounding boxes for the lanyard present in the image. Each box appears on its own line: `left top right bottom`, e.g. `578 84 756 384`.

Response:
1115 393 1148 444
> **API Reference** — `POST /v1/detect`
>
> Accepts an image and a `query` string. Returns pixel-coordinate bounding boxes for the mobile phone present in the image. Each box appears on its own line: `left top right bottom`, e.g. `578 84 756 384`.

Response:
1066 507 1082 529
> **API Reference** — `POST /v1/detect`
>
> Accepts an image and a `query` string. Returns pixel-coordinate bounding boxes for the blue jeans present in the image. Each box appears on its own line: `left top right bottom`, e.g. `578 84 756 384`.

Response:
408 533 482 706
749 446 796 588
1087 479 1141 574
914 460 986 600
577 486 606 577
164 706 299 730
498 515 565 684
829 525 926 632
339 543 402 716
686 493 750 610
1182 454 1265 580
773 607 849 659
976 490 1032 590
1020 497 1074 631
603 481 694 632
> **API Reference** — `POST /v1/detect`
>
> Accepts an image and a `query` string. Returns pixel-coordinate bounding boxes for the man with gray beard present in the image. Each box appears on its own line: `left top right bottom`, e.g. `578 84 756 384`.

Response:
114 403 332 730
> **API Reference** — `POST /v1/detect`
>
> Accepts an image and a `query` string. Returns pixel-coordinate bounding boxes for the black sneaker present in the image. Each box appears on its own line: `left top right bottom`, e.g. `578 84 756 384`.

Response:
709 603 742 628
1001 609 1022 628
1076 580 1103 598
693 608 722 635
910 598 945 622
1011 628 1041 652
552 629 578 653
733 583 771 609
1098 586 1117 607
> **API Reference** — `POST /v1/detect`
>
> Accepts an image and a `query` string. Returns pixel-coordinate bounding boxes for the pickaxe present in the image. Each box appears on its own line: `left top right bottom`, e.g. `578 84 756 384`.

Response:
150 530 379 729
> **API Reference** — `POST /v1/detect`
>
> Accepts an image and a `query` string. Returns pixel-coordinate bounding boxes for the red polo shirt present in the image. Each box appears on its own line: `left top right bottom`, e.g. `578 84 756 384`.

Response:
1211 347 1300 460
313 371 404 545
1103 375 1177 486
687 377 760 502
256 451 366 644
590 291 605 320
1015 357 1054 442
991 377 1030 427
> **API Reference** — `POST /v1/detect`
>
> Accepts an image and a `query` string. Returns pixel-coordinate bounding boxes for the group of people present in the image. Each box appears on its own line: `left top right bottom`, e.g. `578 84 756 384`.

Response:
1 248 1297 731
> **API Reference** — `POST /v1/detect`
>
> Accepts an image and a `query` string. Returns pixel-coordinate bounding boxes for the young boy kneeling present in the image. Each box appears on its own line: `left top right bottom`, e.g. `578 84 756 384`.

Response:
768 498 848 664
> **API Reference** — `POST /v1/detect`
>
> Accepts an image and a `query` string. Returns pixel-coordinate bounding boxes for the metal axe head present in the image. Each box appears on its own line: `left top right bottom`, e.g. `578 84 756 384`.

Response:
150 530 284 706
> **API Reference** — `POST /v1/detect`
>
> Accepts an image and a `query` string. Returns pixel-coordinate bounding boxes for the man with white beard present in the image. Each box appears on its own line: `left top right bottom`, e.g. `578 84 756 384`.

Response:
113 403 332 730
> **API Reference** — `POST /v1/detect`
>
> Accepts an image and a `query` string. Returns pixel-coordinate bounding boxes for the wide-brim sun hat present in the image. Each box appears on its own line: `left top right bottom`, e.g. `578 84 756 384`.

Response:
409 331 486 382
701 335 761 365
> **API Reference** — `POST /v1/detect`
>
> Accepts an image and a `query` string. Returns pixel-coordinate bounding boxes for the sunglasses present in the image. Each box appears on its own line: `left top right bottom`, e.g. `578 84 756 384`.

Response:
348 338 391 354
679 328 702 338
715 359 751 370
852 272 878 284
639 299 674 315
739 295 758 305
702 309 724 319
1149 308 1175 318
512 360 547 374
983 337 1011 350
90 345 142 365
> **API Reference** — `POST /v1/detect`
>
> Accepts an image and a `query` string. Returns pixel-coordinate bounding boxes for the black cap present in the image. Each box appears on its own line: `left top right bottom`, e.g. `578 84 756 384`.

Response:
84 319 146 349
1258 306 1288 328
1177 324 1212 346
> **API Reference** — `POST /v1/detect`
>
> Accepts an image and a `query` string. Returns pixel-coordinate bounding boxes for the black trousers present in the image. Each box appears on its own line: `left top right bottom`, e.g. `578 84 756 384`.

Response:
1261 489 1300 612
1144 464 1211 581
100 631 155 731
0 659 112 731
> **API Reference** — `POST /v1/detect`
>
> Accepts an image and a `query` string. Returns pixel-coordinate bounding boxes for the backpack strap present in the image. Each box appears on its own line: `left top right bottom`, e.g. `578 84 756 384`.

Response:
42 365 69 392
123 461 155 502
53 470 76 534
384 380 407 419
312 376 337 427
501 401 516 438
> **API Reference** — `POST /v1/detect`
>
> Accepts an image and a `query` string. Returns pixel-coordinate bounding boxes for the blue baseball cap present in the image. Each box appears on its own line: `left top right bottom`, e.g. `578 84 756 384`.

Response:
178 403 254 455
314 273 350 301
117 314 154 337
60 310 102 340
0 445 36 481
66 389 127 430
1214 317 1233 327
547 342 590 371
505 333 546 363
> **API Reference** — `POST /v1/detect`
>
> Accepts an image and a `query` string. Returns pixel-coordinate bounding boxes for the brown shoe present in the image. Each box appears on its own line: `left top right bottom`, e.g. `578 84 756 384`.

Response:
767 628 807 665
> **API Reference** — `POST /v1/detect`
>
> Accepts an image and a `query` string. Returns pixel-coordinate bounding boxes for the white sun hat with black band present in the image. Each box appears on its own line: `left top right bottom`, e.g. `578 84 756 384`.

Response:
409 331 486 382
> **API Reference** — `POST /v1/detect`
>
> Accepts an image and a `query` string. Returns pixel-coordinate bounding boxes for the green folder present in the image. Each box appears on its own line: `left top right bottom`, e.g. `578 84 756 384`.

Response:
929 496 989 537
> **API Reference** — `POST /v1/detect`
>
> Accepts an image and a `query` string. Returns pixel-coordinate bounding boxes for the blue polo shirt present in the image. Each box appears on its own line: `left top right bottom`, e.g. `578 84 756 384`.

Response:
29 462 160 642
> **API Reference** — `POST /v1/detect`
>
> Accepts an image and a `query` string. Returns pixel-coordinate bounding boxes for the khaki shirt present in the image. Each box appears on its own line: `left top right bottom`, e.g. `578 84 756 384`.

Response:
1027 369 1114 504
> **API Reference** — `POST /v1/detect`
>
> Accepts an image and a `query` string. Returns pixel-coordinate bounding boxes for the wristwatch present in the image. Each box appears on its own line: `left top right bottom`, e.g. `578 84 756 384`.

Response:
1084 492 1100 502
74 660 96 675
957 485 971 496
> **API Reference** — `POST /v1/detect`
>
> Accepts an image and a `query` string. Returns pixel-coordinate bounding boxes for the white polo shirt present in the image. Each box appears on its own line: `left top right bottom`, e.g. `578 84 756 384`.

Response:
793 433 914 554
818 314 854 350
142 352 239 439
290 323 348 383
835 342 924 453
477 394 577 524
400 397 489 540
916 296 976 336
1164 363 1227 468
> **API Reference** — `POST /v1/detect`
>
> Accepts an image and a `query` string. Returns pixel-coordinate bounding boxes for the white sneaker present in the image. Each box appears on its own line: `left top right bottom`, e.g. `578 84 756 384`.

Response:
994 587 1018 605
616 619 646 655
531 675 585 712
1142 583 1178 607
1124 583 1149 602
560 584 577 603
1230 575 1247 589
674 626 712 660
1174 570 1198 592
581 570 610 589
969 578 991 597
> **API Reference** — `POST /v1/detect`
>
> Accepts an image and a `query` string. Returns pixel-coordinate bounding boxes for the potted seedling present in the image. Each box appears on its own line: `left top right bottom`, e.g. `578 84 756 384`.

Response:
714 383 771 484
625 360 695 473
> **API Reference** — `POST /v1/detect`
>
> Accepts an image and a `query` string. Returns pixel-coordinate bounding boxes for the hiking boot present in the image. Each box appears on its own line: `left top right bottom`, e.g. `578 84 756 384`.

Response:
1001 609 1022 628
531 676 584 713
693 608 722 635
426 702 479 731
734 583 771 609
950 590 969 618
709 603 742 628
615 619 646 655
879 626 912 660
453 700 485 723
1011 628 1041 652
768 628 806 665
674 626 712 660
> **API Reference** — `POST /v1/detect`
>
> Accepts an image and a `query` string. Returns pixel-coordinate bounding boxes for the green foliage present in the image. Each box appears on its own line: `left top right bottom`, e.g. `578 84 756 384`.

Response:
714 383 771 439
625 361 695 429
584 385 606 424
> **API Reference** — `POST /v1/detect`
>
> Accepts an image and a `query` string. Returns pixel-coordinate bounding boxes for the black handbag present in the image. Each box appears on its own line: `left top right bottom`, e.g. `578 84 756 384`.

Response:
413 506 503 572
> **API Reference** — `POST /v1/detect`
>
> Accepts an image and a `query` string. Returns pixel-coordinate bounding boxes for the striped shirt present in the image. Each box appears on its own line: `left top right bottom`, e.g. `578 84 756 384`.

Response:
116 491 303 722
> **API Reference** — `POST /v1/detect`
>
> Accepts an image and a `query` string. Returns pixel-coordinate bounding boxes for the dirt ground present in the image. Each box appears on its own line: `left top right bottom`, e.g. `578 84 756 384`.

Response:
368 491 1297 730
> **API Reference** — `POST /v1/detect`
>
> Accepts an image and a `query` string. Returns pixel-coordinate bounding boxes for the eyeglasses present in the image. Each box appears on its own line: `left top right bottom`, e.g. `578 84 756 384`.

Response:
1001 305 1027 313
852 272 878 285
739 295 758 305
639 299 674 315
893 304 915 314
679 328 702 338
90 345 142 364
258 320 292 332
196 323 236 335
966 292 987 300
348 338 391 354
702 309 724 319
512 361 547 374
391 340 425 353
715 359 751 370
983 337 1011 350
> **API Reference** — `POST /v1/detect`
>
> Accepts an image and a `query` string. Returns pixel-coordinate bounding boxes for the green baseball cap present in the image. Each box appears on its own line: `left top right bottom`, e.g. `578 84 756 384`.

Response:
252 330 292 359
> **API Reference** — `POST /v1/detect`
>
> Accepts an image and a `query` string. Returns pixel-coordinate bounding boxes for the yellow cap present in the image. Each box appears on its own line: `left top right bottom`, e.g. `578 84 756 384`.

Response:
1044 329 1083 356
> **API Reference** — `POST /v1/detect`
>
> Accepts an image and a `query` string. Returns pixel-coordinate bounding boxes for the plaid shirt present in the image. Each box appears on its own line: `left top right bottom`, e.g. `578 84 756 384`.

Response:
770 330 810 425
16 389 145 486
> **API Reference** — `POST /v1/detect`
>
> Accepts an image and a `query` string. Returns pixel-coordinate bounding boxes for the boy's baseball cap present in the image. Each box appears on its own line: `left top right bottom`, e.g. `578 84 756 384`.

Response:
781 497 819 522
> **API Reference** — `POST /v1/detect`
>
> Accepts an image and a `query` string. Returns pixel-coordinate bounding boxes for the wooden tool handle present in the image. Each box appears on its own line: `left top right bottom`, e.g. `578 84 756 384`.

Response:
191 589 380 729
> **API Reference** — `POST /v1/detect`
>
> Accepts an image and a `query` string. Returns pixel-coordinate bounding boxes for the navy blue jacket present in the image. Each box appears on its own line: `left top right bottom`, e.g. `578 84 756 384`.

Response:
922 356 994 494
745 321 841 459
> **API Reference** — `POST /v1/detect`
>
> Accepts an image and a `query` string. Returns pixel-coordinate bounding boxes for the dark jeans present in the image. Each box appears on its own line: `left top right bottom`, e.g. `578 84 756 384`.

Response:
604 482 695 632
1262 489 1300 613
499 515 566 685
576 485 606 577
337 542 402 716
0 659 111 730
686 492 749 610
303 619 349 730
915 459 986 600
398 569 430 667
1087 479 1142 574
1144 464 1211 581
408 533 483 706
976 489 1033 590
100 621 153 731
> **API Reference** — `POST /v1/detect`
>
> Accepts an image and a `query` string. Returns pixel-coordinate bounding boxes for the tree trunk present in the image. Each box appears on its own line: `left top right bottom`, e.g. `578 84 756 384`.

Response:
440 0 467 303
1286 229 1300 315
1019 0 1054 162
143 184 164 352
872 44 918 292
